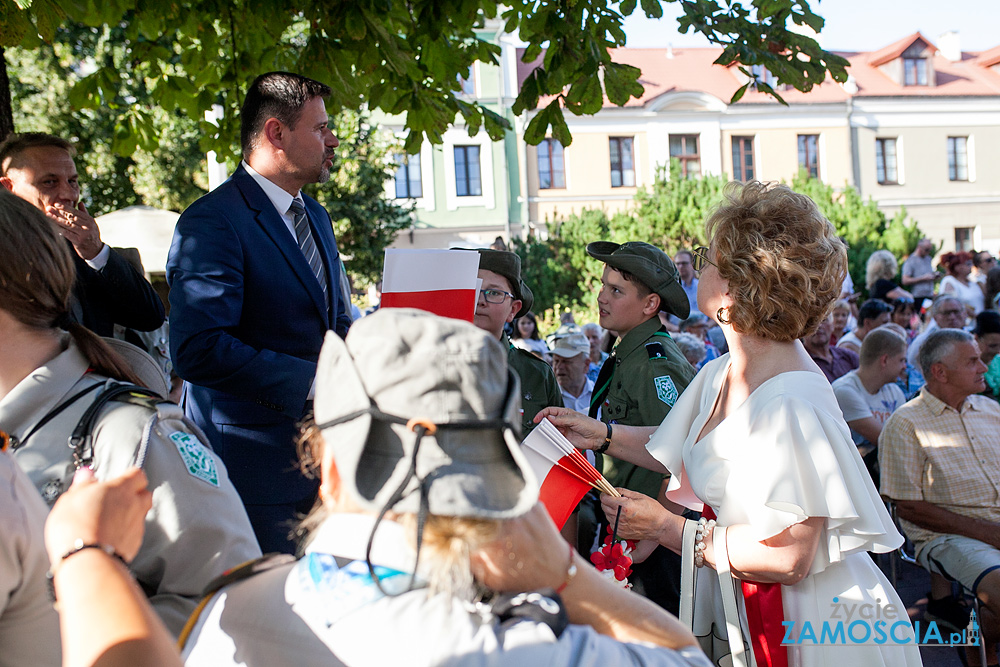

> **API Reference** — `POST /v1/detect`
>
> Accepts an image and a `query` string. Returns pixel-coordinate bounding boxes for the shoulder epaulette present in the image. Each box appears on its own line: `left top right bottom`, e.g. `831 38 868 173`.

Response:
646 341 667 360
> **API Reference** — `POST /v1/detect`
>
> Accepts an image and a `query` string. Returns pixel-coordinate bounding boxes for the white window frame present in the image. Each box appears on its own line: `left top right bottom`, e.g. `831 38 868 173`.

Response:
443 128 495 211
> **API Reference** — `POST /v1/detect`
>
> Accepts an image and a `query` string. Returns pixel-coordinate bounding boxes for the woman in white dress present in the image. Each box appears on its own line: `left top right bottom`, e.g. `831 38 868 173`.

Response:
538 182 921 667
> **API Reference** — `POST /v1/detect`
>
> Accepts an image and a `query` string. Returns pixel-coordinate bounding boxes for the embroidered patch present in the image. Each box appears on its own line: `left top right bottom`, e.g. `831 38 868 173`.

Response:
169 431 219 487
654 375 679 406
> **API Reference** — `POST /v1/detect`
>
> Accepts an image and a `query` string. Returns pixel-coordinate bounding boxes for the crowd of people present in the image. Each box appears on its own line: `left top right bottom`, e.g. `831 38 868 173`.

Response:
1 69 998 667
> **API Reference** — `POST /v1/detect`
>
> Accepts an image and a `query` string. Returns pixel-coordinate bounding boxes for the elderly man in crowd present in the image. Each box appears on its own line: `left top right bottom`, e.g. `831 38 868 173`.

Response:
837 298 892 353
550 333 594 414
0 132 164 338
907 294 968 369
832 327 908 486
803 315 860 382
880 329 1000 665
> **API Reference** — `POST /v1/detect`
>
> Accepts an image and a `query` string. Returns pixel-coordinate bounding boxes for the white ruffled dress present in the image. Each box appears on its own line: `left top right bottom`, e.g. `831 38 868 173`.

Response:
647 355 922 666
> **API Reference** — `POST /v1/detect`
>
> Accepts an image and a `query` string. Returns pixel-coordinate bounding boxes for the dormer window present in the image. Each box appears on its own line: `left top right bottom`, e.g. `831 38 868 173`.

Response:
750 64 775 89
903 57 928 85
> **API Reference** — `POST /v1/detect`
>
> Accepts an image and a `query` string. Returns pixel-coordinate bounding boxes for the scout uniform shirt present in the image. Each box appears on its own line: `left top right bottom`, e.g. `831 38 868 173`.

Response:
590 317 696 498
504 333 563 436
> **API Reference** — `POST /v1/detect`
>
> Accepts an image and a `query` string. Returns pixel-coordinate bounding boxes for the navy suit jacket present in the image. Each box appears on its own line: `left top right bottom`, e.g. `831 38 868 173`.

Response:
166 164 350 504
72 245 165 337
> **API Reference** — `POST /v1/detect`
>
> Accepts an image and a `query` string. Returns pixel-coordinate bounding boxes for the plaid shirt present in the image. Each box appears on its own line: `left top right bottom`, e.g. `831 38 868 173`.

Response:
879 387 1000 546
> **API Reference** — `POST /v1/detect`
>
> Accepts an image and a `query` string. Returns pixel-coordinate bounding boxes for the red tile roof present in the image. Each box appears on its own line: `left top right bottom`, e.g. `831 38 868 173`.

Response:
515 34 1000 110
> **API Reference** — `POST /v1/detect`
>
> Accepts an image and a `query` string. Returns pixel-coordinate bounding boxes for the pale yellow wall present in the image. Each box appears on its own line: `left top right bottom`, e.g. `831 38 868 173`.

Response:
526 131 648 224
721 126 852 185
857 125 1000 199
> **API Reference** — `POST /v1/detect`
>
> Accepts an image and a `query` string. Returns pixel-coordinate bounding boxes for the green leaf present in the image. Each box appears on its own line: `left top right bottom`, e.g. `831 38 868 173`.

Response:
620 0 638 15
730 81 749 103
639 0 663 19
523 106 551 146
603 61 643 106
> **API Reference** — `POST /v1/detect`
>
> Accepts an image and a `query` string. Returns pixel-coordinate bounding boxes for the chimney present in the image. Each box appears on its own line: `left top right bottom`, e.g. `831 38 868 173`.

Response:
666 44 674 59
938 31 961 62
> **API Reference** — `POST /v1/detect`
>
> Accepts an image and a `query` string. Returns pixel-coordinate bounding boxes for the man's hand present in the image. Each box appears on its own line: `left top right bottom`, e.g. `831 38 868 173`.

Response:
46 200 103 261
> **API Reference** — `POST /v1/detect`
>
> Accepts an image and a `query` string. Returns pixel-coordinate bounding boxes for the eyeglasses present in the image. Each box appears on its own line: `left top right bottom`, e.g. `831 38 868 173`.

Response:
692 246 718 271
481 288 515 304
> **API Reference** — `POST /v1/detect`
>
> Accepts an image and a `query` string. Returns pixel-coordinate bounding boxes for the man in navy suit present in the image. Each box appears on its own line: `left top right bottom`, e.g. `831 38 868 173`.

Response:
167 72 351 553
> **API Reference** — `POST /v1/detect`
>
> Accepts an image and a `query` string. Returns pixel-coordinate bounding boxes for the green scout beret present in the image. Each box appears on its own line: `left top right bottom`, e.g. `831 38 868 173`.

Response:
474 248 533 318
586 241 690 319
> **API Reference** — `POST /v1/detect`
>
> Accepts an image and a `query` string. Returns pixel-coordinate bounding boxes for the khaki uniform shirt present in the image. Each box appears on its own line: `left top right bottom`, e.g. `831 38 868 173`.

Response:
879 387 1000 548
0 339 262 636
182 514 713 667
505 334 563 436
0 450 60 667
595 318 696 498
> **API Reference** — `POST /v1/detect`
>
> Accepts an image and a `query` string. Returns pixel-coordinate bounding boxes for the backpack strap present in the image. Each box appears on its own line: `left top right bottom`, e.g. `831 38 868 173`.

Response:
176 553 298 650
69 383 163 469
9 382 104 452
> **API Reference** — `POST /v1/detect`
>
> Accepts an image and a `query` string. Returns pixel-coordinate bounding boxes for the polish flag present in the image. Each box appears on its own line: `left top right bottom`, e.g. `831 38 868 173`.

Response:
522 419 617 529
380 249 481 322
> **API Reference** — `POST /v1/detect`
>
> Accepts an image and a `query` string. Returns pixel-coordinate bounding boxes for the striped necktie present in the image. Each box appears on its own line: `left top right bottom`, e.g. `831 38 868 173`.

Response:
289 199 329 307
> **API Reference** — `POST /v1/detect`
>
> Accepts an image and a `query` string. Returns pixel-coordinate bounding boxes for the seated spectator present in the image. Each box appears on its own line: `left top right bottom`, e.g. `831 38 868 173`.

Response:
878 323 925 400
832 328 908 486
830 298 853 345
672 332 707 368
582 322 609 383
866 249 912 302
511 310 551 362
973 311 1000 401
550 333 594 414
0 446 60 666
803 315 860 382
677 313 718 368
940 251 985 316
880 329 1000 664
908 295 967 369
837 298 892 353
181 309 710 667
44 467 182 667
0 190 260 636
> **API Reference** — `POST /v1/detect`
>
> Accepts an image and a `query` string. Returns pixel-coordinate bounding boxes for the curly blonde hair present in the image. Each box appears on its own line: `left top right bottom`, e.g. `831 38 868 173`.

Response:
706 181 847 342
865 250 899 290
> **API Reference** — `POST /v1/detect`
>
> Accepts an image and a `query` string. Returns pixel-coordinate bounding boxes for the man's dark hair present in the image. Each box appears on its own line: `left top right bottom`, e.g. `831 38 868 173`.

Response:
607 266 652 298
857 298 892 326
240 72 331 157
0 132 75 175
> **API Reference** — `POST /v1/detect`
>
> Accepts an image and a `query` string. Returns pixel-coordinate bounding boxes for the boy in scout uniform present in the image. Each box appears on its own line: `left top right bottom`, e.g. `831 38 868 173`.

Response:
472 249 562 435
586 240 696 613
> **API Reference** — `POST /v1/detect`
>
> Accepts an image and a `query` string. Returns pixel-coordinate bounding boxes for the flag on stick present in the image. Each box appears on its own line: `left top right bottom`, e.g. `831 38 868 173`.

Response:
521 419 620 528
380 249 480 321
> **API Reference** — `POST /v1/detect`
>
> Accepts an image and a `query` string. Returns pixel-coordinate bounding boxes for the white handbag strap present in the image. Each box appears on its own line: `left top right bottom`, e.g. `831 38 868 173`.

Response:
714 527 750 667
680 519 698 629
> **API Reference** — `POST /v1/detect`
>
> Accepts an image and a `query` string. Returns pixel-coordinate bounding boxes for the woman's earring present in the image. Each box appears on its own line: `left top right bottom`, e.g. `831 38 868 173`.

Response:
716 307 730 325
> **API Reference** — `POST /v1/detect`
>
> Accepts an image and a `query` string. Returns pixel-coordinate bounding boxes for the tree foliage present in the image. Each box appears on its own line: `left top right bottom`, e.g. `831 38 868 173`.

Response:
2 0 850 153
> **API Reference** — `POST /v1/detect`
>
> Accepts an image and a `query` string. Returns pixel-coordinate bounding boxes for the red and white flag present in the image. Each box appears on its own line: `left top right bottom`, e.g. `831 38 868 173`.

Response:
521 419 614 529
380 249 481 321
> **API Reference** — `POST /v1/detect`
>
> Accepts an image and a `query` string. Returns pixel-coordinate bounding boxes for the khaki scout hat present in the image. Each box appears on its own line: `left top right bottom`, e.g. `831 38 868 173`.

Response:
101 337 170 398
586 241 690 319
473 248 533 318
550 333 590 359
314 308 538 518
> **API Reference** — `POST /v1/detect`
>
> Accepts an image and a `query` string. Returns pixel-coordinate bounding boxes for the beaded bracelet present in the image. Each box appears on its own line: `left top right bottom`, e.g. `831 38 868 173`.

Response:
693 518 716 568
46 539 131 602
556 541 578 593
